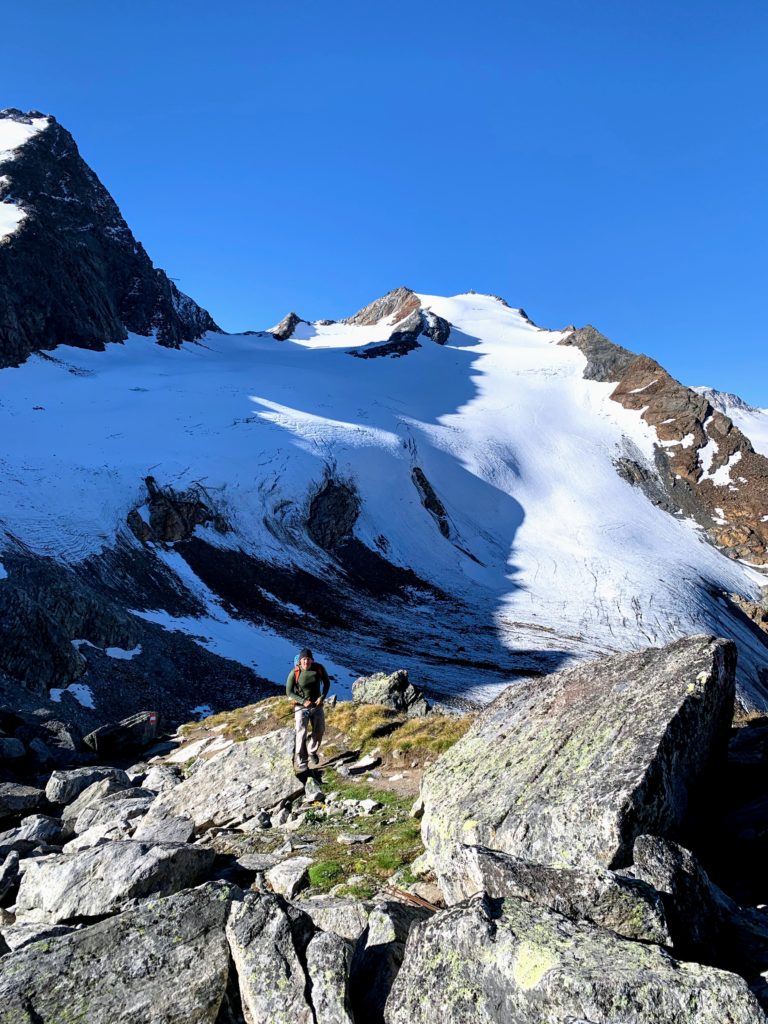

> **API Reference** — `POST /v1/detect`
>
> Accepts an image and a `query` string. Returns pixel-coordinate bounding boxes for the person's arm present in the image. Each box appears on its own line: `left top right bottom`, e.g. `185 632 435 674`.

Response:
319 665 330 701
286 671 298 704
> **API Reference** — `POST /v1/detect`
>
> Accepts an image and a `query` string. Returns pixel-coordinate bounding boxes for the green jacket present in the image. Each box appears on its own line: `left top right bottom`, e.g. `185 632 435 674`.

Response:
286 663 330 703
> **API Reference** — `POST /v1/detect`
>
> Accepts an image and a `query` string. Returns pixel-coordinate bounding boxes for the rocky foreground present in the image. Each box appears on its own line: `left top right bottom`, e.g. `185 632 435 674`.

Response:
2 641 768 1021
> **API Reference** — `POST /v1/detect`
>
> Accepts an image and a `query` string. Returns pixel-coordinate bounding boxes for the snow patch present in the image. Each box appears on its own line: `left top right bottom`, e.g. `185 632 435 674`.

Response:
710 451 742 487
0 562 7 581
0 116 50 242
190 704 214 720
50 683 95 709
105 644 142 660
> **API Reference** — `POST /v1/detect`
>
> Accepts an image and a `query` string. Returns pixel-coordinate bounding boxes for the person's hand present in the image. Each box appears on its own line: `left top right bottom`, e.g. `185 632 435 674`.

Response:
316 697 324 706
304 699 312 708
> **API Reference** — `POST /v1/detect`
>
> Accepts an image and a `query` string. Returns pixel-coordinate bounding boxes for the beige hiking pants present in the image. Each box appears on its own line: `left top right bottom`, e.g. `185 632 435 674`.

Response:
294 705 325 766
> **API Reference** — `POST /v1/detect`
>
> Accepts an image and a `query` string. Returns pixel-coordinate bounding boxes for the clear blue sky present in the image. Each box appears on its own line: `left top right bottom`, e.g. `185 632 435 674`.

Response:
3 1 767 403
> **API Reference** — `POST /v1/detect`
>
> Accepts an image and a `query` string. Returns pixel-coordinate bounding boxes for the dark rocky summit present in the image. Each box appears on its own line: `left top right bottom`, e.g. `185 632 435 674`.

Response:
0 108 219 368
345 286 453 359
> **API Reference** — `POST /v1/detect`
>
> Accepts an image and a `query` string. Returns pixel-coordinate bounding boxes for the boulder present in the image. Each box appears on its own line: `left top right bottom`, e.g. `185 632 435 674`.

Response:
14 840 215 923
632 834 768 977
421 636 736 877
143 728 302 831
132 815 195 844
83 711 159 754
62 821 133 852
45 766 130 805
62 775 132 824
0 783 42 819
266 856 313 898
0 815 63 856
0 850 19 901
0 736 25 760
0 921 74 951
350 900 432 1024
384 895 766 1024
225 892 315 1024
141 764 181 793
28 737 53 765
438 844 669 944
305 929 356 1024
0 882 232 1022
352 669 430 717
298 894 370 942
73 789 155 833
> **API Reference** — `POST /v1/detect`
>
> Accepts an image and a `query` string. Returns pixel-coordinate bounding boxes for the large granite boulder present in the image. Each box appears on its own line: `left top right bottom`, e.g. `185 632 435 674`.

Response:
226 892 354 1024
143 728 302 831
440 843 669 944
421 636 736 879
0 882 232 1023
384 895 766 1024
83 711 159 754
352 669 430 717
45 766 130 805
14 840 215 922
0 783 42 819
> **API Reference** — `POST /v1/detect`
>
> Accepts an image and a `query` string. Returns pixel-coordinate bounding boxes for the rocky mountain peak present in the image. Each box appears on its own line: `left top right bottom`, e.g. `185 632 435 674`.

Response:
342 286 420 326
0 109 220 368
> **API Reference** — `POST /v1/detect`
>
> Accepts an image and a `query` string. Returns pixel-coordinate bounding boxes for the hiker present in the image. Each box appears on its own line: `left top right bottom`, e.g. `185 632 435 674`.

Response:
286 647 330 770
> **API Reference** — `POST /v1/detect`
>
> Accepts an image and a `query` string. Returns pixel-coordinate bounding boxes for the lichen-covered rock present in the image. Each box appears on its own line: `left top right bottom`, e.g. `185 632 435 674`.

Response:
73 789 155 833
421 636 735 877
142 764 181 793
143 728 302 830
439 844 669 944
132 814 194 844
305 929 356 1024
0 882 232 1023
266 856 313 898
45 766 130 805
298 894 371 941
14 840 215 922
225 892 315 1024
352 669 430 717
384 895 766 1024
62 775 133 825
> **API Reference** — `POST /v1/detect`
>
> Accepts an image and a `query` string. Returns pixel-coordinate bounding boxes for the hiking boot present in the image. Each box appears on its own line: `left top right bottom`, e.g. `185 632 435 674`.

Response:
296 761 308 772
309 754 320 767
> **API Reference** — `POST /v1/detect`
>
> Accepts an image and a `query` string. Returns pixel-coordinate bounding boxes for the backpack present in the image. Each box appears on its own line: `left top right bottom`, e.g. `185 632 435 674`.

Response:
293 662 326 687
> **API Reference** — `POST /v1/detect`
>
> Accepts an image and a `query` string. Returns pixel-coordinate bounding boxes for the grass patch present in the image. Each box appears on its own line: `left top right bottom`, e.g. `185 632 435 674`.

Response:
376 712 474 756
308 860 345 888
328 703 403 750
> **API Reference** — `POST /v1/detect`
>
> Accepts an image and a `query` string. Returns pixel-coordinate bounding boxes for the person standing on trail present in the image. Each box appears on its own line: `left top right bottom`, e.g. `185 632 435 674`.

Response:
286 648 330 771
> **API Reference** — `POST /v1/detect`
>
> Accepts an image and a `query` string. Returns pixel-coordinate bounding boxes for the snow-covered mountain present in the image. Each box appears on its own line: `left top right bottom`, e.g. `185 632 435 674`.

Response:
692 387 768 458
2 111 768 726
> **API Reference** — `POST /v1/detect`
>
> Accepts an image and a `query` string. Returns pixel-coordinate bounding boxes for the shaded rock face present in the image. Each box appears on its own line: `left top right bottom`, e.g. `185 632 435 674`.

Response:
441 844 670 944
384 895 765 1024
0 109 219 369
307 478 361 551
562 324 768 564
128 476 230 544
411 467 450 538
352 669 431 717
421 636 736 878
0 882 232 1023
270 311 305 340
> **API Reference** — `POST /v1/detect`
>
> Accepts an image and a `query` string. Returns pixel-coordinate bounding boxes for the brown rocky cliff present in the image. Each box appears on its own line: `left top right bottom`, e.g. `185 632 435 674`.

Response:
562 328 768 564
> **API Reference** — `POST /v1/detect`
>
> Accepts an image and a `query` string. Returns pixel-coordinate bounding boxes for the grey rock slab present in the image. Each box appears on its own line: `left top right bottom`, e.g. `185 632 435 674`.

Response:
0 850 19 900
306 929 355 1024
298 894 371 942
141 763 181 792
0 783 42 818
439 844 670 944
422 636 736 877
350 900 432 1024
132 814 195 844
384 895 766 1024
143 727 302 830
304 776 325 802
347 754 381 775
61 775 132 824
225 892 315 1024
0 921 74 951
0 881 233 1023
337 833 373 845
28 738 53 764
15 840 215 923
234 852 279 873
74 789 155 833
17 814 64 846
266 856 313 897
62 821 133 852
45 766 130 805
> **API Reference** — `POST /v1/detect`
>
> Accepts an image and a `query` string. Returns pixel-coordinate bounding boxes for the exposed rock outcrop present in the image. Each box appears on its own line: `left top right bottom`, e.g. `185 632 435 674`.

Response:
385 895 765 1024
562 324 768 563
269 311 305 340
0 108 219 369
344 287 452 359
421 636 736 879
352 668 431 717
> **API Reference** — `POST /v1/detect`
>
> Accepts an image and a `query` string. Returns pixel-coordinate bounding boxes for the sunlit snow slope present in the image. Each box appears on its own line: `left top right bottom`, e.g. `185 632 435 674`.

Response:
2 293 767 706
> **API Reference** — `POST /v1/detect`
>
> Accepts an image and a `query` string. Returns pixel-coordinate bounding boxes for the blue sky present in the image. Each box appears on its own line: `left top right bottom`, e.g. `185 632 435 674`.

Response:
3 1 767 403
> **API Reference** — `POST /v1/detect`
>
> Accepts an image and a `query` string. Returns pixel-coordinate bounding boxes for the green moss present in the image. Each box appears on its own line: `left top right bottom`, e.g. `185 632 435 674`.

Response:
308 860 346 890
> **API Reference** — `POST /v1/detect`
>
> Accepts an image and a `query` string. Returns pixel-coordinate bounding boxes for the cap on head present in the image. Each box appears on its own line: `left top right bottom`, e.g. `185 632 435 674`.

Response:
298 648 313 661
